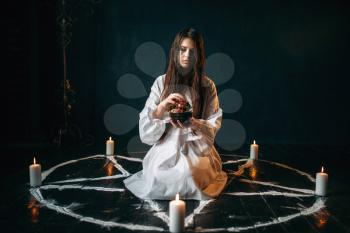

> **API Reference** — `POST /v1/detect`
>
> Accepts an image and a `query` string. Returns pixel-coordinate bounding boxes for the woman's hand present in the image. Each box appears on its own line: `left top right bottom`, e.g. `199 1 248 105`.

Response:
153 93 185 119
170 117 199 129
170 119 185 128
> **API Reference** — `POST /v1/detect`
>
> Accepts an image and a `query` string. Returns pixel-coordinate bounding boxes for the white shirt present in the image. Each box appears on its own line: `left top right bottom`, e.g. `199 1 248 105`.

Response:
123 75 227 200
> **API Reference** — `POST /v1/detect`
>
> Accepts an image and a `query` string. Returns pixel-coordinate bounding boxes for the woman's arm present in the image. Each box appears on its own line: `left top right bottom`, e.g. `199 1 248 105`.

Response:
139 77 167 145
185 79 222 154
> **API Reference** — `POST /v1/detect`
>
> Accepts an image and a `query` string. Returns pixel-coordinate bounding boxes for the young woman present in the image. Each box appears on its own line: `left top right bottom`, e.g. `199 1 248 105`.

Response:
124 28 227 200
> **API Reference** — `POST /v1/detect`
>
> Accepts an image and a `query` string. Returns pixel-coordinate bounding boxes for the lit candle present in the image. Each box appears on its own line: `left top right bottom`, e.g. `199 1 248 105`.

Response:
250 140 259 160
315 166 328 196
106 136 115 156
169 193 185 233
29 157 42 187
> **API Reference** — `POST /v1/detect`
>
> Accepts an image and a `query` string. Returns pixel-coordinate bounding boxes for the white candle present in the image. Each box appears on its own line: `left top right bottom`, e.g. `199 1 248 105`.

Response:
29 157 42 187
315 166 328 196
250 140 259 160
169 193 185 233
106 136 114 155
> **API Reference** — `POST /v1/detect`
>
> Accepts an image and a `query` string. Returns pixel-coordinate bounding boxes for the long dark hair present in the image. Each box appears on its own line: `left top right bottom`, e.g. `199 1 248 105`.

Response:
160 28 206 118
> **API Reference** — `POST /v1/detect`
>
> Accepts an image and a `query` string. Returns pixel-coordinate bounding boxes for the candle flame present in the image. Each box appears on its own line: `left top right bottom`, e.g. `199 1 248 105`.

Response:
109 136 112 140
314 208 330 229
176 193 179 201
253 140 256 144
249 165 257 180
33 157 36 164
321 166 324 173
28 197 40 223
104 162 114 176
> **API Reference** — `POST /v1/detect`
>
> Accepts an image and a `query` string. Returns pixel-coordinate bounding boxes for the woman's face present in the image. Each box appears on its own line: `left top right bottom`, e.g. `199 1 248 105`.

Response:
178 38 195 73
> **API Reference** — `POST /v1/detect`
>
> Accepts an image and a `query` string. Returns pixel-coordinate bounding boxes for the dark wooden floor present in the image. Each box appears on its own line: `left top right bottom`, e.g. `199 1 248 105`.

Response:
1 144 350 233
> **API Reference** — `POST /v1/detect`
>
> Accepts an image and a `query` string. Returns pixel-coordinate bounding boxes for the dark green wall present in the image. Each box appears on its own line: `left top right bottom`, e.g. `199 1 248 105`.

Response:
6 0 349 150
66 0 350 150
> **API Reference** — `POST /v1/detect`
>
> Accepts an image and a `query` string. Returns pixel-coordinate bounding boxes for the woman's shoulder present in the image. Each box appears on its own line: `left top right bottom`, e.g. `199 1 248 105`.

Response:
154 74 166 86
150 74 166 91
202 75 216 89
156 74 166 82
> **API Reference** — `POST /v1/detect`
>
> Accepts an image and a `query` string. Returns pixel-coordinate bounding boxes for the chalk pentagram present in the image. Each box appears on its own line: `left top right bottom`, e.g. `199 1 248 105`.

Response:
29 154 326 232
